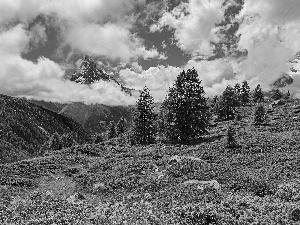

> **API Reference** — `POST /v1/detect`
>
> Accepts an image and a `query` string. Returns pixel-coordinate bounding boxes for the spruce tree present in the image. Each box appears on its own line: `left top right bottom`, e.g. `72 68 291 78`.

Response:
116 117 127 136
217 85 239 120
234 83 242 105
285 90 291 99
133 86 155 144
272 89 282 101
161 68 210 144
253 84 264 103
254 105 267 125
107 121 116 139
241 80 250 105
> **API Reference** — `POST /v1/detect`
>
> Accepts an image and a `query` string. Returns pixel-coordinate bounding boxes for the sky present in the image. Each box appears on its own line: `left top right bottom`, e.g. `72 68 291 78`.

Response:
1 0 300 105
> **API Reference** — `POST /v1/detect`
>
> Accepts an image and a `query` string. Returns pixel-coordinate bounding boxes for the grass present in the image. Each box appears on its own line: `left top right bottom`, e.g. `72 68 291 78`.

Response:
2 103 300 224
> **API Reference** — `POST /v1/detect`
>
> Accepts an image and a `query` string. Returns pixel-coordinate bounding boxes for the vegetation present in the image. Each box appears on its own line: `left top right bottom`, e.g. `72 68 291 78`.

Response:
273 89 283 100
241 80 251 105
254 104 268 125
133 86 155 145
217 85 239 120
253 84 264 103
161 68 210 144
116 117 127 136
226 125 237 148
107 121 117 139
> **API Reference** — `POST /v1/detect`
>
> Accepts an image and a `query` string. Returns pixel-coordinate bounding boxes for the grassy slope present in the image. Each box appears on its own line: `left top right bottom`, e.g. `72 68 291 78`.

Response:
1 102 300 224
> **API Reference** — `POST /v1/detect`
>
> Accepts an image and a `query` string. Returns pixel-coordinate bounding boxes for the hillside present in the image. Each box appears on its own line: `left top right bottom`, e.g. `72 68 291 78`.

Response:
59 102 134 133
2 101 300 223
0 94 89 163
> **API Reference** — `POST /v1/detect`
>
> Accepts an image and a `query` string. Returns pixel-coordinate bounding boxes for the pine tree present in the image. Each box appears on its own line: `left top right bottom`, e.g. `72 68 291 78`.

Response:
254 105 267 125
116 117 127 136
161 68 210 144
241 80 250 105
253 84 264 103
234 83 242 105
285 90 291 99
133 86 155 145
272 89 282 100
107 121 116 139
48 132 61 150
217 85 239 120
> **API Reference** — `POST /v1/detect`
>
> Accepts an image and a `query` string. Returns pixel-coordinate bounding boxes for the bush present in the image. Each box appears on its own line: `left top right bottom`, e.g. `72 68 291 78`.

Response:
275 181 300 201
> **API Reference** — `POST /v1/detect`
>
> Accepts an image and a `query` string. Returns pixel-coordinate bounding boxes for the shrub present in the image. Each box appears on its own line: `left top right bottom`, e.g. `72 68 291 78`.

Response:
275 181 300 201
226 125 237 148
254 105 268 125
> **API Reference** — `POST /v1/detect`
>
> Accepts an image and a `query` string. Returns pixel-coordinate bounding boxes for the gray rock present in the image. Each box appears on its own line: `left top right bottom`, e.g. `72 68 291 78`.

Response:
182 179 221 191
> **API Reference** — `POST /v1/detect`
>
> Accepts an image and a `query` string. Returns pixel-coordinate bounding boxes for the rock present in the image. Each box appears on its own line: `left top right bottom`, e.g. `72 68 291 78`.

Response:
182 179 221 191
93 182 107 191
168 155 204 164
290 208 300 221
66 192 85 204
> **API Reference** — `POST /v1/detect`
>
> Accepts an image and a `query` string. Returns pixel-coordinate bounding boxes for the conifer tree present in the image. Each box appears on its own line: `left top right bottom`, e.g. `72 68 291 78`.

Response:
234 83 242 105
161 68 210 144
107 121 116 139
253 84 264 103
254 105 267 125
133 86 155 144
116 117 127 135
241 80 250 105
272 89 283 100
48 132 61 150
217 85 239 120
285 90 291 99
227 125 236 148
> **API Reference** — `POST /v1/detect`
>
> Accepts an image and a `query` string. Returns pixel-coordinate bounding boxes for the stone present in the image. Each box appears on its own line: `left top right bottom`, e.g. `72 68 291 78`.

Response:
93 182 107 191
182 179 221 191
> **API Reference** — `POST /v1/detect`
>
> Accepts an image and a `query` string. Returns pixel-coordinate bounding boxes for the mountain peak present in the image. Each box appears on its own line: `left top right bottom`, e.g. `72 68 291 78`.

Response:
70 55 111 85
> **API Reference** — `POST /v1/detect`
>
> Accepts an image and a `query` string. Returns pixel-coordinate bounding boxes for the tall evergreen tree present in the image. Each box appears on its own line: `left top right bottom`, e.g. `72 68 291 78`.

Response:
161 68 210 144
285 90 291 99
116 117 127 136
107 121 116 139
241 80 250 105
234 83 242 105
133 86 155 144
253 84 264 103
217 85 239 120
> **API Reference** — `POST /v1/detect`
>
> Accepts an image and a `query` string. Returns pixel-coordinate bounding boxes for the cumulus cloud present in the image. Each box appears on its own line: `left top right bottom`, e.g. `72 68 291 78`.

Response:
151 0 223 56
0 25 135 105
235 0 300 95
120 65 181 102
65 23 164 61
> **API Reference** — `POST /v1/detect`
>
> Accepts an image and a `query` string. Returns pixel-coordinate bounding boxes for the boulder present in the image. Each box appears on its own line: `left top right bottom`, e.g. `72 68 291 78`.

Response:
66 192 85 204
93 182 107 191
182 179 221 191
168 155 204 164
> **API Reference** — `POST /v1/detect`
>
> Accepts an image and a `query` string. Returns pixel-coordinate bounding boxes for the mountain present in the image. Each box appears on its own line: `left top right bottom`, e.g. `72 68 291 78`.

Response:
59 102 134 133
0 94 89 163
70 55 136 95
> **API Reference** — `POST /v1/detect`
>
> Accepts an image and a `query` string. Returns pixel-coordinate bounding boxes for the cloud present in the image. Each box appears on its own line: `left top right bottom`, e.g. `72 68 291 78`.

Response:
235 0 300 95
151 0 223 56
0 25 136 105
120 65 181 102
65 23 164 61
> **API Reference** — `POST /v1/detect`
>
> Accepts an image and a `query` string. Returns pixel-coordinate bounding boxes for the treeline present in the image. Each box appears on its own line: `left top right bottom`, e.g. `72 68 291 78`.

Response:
103 68 291 146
